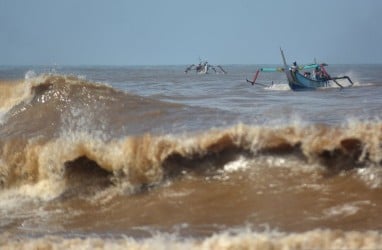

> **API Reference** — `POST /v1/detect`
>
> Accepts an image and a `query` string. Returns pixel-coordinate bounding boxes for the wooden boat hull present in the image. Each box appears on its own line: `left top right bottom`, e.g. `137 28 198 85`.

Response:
289 71 329 91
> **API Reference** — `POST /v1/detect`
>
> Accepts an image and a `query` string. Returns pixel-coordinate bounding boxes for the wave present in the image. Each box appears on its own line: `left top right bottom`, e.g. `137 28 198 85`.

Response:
1 229 382 249
0 73 186 136
0 79 32 121
0 74 381 200
0 120 381 199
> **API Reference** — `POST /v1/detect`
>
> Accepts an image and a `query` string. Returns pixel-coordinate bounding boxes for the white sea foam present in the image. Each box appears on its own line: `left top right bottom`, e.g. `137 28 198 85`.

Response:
1 228 382 250
24 70 37 80
223 156 249 172
322 201 371 219
265 83 290 91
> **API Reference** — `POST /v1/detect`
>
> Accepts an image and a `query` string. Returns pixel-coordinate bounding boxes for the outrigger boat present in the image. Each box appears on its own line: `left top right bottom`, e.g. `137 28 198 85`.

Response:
247 48 353 91
185 58 227 74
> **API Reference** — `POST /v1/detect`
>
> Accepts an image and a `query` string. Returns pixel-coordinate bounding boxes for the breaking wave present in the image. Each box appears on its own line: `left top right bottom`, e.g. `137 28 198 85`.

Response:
2 229 382 250
0 74 381 201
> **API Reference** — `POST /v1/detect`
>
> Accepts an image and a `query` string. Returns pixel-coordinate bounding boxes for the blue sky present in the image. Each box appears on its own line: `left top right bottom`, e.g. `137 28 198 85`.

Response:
1 0 381 65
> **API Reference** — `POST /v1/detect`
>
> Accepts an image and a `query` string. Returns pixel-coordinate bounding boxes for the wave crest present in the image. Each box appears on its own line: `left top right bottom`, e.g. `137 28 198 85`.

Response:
0 121 381 199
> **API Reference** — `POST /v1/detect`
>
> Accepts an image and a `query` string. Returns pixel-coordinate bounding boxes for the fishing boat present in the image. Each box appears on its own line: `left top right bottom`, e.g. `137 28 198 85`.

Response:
185 58 227 74
247 48 353 91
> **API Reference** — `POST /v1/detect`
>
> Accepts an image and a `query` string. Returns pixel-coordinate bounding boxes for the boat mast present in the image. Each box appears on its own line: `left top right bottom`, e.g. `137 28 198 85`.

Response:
280 48 295 84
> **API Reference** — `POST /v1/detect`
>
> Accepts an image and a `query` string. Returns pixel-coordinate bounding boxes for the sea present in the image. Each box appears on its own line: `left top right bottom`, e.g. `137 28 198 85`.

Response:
0 64 382 249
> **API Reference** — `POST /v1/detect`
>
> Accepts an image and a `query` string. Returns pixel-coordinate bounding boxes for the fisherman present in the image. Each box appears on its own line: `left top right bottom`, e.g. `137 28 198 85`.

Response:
290 61 298 72
313 66 321 80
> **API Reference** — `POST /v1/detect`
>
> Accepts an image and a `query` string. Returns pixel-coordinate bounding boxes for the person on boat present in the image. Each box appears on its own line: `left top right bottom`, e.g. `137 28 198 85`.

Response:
313 66 322 80
313 66 329 81
290 61 298 72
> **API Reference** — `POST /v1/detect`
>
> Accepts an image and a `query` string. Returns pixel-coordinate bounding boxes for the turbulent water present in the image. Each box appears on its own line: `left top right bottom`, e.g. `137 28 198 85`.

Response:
1 64 382 249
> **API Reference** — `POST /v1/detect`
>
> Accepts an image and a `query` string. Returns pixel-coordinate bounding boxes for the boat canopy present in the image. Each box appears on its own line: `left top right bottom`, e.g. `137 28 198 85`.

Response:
299 63 327 70
260 67 284 72
259 64 325 73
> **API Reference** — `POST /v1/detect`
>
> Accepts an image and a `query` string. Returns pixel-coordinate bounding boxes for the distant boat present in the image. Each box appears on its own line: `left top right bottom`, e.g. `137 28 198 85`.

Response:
247 48 353 91
185 58 226 74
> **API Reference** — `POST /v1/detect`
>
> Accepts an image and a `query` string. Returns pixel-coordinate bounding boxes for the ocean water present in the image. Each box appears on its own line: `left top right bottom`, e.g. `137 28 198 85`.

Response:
0 64 382 249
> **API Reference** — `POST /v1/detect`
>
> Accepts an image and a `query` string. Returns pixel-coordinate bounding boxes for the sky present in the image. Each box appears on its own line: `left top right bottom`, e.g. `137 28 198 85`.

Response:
1 0 382 65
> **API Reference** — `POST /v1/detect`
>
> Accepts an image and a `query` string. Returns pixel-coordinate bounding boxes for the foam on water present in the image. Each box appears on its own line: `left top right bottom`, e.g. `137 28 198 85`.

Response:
1 228 382 250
